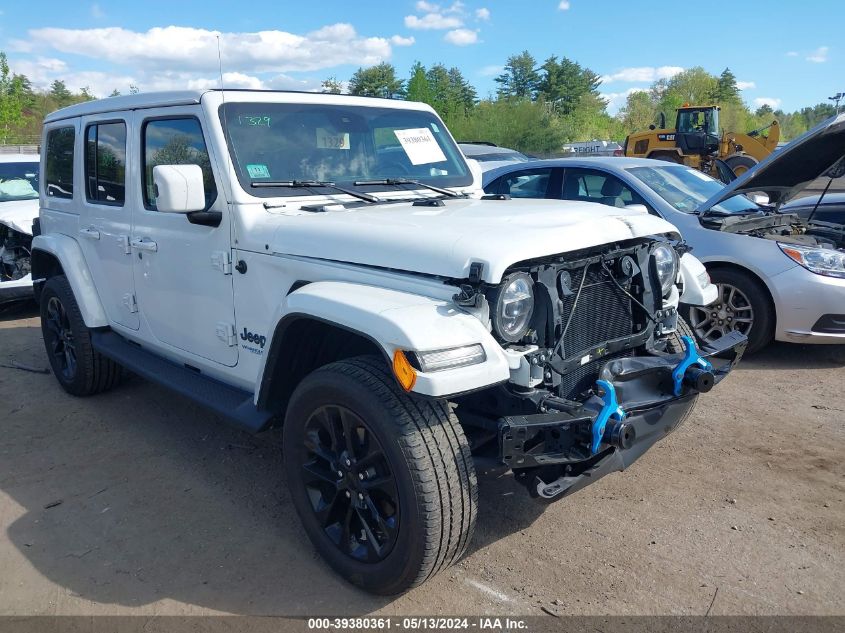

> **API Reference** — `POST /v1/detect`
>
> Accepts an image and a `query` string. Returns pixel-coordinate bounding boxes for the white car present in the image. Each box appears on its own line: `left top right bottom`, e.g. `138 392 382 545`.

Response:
33 90 742 594
483 114 845 353
0 153 39 303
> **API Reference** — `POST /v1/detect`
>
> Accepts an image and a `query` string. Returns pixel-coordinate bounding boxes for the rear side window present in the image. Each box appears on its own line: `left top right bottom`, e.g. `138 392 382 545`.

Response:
86 121 127 205
45 127 75 199
142 117 216 210
561 168 643 209
490 168 553 198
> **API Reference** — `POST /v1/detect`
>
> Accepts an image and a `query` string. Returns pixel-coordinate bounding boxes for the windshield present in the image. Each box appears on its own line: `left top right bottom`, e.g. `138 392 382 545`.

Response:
0 161 39 202
469 151 529 163
677 109 719 136
220 103 472 197
628 165 760 214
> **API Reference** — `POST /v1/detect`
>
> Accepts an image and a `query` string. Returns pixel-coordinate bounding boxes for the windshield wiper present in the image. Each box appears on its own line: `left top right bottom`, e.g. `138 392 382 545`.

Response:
354 178 462 198
251 180 381 203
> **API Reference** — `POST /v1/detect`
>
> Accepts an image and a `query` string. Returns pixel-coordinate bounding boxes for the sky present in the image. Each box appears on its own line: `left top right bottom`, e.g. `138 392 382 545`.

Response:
0 0 841 114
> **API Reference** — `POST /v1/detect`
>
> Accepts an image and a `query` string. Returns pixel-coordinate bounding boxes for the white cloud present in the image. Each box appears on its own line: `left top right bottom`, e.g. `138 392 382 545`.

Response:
405 13 463 30
754 97 781 109
786 51 799 57
479 64 503 77
806 46 829 63
600 66 683 84
475 7 491 20
90 3 105 18
415 1 440 11
736 80 756 90
558 1 571 10
444 28 478 46
20 23 395 73
600 87 648 115
390 34 415 46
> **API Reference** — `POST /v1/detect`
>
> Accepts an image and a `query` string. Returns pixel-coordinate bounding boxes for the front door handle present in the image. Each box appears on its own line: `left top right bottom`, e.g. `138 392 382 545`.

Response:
78 227 100 240
129 237 158 252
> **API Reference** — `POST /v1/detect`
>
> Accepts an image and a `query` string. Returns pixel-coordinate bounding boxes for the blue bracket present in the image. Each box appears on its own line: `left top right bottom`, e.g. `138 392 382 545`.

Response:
671 336 713 396
591 379 626 455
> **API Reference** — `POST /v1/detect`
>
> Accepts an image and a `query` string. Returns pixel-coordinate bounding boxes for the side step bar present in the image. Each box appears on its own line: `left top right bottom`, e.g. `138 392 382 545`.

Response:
91 331 274 433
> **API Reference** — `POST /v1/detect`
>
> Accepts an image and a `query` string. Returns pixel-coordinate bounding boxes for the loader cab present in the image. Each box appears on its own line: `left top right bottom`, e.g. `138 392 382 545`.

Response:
674 106 721 156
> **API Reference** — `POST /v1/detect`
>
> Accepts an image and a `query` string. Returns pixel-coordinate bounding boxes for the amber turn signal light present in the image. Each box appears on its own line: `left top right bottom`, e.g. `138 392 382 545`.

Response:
392 350 417 392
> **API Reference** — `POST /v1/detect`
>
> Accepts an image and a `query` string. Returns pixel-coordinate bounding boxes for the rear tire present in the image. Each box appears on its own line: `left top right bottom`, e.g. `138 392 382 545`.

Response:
39 275 123 396
283 355 477 594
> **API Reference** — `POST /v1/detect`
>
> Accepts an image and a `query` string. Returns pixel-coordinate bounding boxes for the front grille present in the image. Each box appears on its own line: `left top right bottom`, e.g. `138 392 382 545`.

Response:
557 265 633 360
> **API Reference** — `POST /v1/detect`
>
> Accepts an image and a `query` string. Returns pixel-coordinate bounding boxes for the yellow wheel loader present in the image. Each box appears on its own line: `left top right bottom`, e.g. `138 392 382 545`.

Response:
624 105 779 180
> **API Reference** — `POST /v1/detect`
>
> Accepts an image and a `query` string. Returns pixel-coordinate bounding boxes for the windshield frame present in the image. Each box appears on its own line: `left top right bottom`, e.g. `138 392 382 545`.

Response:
0 160 40 202
218 102 473 199
627 164 762 215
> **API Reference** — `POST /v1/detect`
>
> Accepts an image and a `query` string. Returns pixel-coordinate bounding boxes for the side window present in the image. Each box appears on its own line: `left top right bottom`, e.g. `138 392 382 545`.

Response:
561 169 643 209
45 127 75 199
86 121 127 205
142 118 217 210
493 168 552 199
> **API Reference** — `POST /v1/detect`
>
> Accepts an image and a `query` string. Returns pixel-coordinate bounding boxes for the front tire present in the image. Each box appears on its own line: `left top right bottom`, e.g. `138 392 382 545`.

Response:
725 154 758 177
39 275 123 396
283 356 477 594
685 268 773 354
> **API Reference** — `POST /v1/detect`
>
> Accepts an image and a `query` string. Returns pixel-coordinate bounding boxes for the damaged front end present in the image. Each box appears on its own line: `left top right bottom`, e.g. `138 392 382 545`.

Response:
0 222 33 302
455 238 747 501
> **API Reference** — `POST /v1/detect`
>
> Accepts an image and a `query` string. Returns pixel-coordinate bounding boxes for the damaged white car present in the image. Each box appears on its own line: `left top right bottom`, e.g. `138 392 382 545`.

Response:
0 153 38 303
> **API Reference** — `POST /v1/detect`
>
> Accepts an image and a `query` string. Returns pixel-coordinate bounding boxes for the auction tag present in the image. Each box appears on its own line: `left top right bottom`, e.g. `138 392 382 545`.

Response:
316 128 350 150
394 127 447 165
246 164 271 179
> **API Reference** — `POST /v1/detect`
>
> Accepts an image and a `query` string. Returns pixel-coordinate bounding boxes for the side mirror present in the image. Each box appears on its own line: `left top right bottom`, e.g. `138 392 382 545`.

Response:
153 165 206 213
624 204 649 214
750 193 770 206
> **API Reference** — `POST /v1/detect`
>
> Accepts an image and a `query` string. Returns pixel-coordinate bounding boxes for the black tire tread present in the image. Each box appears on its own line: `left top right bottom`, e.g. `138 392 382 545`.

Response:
41 275 123 396
309 355 477 591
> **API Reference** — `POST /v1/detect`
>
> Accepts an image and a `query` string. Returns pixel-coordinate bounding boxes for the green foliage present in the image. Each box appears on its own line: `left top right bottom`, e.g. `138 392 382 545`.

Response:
619 90 658 132
495 51 540 100
0 52 34 143
405 62 431 103
49 80 73 108
320 76 343 94
710 68 741 104
348 62 405 99
446 98 565 153
537 56 602 115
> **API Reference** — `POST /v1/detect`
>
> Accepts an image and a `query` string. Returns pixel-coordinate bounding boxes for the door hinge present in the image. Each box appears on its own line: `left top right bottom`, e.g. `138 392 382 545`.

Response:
211 250 232 275
216 322 237 347
122 292 138 313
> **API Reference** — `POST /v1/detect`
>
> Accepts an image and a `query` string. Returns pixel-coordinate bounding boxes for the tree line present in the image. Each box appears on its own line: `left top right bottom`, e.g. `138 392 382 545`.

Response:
0 49 838 151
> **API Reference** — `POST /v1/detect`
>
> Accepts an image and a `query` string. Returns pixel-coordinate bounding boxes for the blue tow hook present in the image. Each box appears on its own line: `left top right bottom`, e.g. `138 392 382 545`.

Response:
672 336 713 396
591 379 626 455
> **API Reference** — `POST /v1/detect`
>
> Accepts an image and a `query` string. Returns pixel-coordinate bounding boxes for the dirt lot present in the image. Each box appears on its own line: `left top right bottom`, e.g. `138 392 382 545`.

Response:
0 301 843 617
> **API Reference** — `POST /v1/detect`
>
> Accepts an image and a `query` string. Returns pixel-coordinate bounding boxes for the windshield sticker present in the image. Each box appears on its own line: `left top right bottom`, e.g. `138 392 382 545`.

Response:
246 164 271 179
394 128 447 165
316 128 350 150
237 115 271 127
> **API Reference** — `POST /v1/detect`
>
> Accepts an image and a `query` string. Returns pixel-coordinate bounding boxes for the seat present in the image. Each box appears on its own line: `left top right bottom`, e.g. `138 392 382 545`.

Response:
599 178 626 208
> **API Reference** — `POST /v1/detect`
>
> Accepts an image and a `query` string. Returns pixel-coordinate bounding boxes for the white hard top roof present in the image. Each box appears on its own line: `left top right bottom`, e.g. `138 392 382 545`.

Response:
44 89 429 123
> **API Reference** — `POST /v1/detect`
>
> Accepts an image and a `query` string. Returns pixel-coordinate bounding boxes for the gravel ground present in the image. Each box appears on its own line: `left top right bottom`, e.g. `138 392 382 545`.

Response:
0 301 843 616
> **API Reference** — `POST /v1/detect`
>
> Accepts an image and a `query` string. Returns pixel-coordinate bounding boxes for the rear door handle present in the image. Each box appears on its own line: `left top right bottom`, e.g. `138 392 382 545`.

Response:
130 237 158 252
78 227 100 240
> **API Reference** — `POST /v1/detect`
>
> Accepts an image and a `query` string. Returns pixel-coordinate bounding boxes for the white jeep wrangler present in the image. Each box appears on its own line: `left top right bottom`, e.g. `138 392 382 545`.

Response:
32 90 745 594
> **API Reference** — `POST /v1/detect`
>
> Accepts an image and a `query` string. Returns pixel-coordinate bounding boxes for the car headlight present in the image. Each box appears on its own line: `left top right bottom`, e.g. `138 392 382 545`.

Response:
492 272 534 342
778 242 845 279
651 243 679 297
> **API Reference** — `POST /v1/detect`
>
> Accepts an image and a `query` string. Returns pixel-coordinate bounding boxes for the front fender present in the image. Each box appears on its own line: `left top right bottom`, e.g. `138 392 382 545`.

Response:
31 234 108 328
679 253 718 306
260 281 511 398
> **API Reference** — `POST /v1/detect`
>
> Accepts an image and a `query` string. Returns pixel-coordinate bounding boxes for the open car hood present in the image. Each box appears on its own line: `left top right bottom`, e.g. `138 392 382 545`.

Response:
699 113 845 213
0 199 38 236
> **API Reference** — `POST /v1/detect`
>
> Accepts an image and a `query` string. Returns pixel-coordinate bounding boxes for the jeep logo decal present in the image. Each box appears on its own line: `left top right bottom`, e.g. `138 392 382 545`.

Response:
240 328 267 348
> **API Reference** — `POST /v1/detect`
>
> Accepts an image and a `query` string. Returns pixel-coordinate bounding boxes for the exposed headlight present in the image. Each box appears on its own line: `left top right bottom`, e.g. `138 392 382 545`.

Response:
414 344 486 373
778 242 845 279
652 244 679 297
492 272 534 342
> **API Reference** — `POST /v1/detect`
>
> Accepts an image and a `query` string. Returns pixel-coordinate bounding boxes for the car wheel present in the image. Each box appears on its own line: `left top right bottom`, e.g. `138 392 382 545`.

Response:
40 275 123 396
283 355 477 595
685 268 773 354
725 155 758 177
